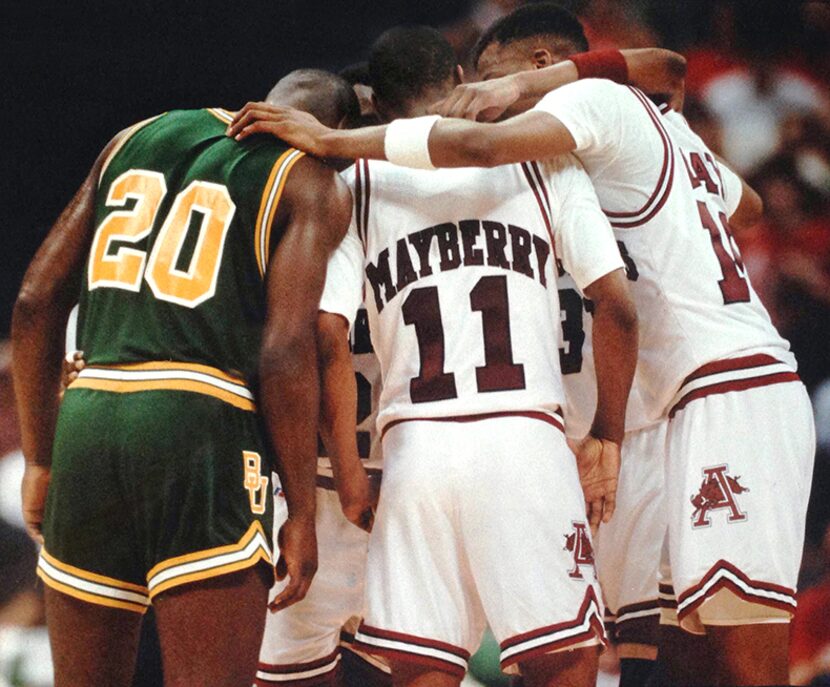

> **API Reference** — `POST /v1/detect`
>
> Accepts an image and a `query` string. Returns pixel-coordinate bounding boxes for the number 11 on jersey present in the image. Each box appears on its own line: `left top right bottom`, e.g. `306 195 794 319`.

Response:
403 275 526 404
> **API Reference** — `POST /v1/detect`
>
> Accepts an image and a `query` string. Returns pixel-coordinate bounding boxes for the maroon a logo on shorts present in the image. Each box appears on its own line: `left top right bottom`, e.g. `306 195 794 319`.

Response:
690 464 749 529
564 522 595 579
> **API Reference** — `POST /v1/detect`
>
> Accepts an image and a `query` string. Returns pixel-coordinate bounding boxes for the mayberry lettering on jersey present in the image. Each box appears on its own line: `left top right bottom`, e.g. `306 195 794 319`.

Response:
365 220 550 311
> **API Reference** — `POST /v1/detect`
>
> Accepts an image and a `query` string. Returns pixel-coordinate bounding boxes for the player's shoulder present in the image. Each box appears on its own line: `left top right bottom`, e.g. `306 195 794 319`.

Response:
541 78 630 106
537 152 594 198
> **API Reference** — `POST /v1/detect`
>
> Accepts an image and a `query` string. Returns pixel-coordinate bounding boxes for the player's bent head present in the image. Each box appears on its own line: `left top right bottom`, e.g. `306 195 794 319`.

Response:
266 69 360 129
473 2 588 79
369 25 459 121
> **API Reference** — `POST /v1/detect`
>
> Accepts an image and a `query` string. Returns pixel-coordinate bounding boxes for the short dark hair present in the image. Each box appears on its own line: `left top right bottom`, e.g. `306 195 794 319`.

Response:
338 61 371 87
268 69 360 128
472 2 589 67
369 26 456 110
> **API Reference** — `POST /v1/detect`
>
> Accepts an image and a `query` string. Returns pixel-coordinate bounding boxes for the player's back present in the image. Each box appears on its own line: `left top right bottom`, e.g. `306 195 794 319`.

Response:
78 108 302 388
343 155 607 434
536 80 794 421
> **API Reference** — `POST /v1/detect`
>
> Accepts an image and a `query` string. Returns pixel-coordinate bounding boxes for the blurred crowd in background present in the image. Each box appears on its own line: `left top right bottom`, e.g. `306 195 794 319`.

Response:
2 1 830 685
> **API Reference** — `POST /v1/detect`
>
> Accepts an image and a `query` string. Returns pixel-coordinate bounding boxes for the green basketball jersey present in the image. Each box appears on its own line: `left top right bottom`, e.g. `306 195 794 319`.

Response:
78 108 305 387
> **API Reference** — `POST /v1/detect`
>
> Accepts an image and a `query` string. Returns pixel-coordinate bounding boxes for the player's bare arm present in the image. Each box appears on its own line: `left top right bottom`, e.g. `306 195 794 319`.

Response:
723 168 764 230
578 267 638 532
259 158 352 611
12 133 123 544
317 311 375 532
227 103 578 170
433 47 687 121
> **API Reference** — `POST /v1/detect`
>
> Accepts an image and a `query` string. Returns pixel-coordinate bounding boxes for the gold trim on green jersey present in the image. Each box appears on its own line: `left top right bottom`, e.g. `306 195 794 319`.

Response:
254 148 306 277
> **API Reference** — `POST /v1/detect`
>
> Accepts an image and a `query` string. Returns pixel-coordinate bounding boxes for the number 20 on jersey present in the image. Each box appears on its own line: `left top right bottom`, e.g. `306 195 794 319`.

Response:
88 169 236 308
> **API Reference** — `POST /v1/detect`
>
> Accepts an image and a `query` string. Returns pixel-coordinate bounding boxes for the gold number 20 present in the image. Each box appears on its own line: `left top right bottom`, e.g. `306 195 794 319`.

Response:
88 169 236 308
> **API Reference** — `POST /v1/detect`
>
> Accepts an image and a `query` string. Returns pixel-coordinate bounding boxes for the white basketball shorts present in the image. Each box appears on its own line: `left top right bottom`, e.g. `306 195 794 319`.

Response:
594 421 667 647
660 371 814 634
256 484 388 686
354 414 605 678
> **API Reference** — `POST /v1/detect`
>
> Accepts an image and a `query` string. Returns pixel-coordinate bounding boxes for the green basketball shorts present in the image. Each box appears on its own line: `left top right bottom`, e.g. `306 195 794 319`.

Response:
37 362 274 614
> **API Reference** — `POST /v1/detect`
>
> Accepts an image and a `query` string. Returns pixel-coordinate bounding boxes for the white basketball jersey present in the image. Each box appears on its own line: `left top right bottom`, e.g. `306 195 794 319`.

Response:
536 80 795 423
323 157 623 435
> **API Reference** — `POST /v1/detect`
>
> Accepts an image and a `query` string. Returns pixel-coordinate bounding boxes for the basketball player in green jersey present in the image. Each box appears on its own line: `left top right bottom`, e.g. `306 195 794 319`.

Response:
12 69 356 686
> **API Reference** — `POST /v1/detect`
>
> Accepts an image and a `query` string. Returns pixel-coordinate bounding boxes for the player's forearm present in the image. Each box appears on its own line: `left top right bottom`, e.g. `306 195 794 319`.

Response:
509 48 685 105
317 325 361 481
589 291 638 444
316 120 494 167
318 126 387 161
11 297 67 468
260 333 319 522
512 61 579 102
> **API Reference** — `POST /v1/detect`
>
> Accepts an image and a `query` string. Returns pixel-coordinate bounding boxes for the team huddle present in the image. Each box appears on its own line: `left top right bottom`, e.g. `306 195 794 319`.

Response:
11 3 815 687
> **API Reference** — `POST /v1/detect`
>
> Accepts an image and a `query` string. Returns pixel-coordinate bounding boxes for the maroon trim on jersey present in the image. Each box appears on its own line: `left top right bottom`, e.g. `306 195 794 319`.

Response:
530 161 554 219
354 159 365 245
255 649 341 686
520 162 559 262
602 87 675 229
362 159 371 241
669 353 799 418
380 409 565 440
676 559 796 623
354 624 469 678
498 586 605 669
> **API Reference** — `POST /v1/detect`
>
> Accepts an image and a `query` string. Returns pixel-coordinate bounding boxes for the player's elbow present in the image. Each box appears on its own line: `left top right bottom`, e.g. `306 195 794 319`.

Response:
260 327 316 387
592 282 639 339
657 49 687 81
13 284 51 332
731 184 764 229
602 294 638 337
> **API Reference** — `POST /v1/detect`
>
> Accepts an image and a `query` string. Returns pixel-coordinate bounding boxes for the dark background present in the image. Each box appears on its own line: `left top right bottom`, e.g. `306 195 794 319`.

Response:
1 0 476 336
0 0 822 337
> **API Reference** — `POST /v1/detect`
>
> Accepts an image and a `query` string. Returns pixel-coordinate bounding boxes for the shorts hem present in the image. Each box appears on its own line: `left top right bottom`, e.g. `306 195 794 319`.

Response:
607 600 660 646
340 629 391 675
147 520 273 599
354 624 468 678
255 648 341 686
676 559 796 630
499 587 606 669
37 549 150 615
613 599 661 627
677 559 796 624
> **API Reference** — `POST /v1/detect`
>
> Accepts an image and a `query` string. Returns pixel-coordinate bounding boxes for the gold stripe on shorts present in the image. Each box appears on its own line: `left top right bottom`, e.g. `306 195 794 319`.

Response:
37 548 150 614
146 521 272 599
69 361 256 412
